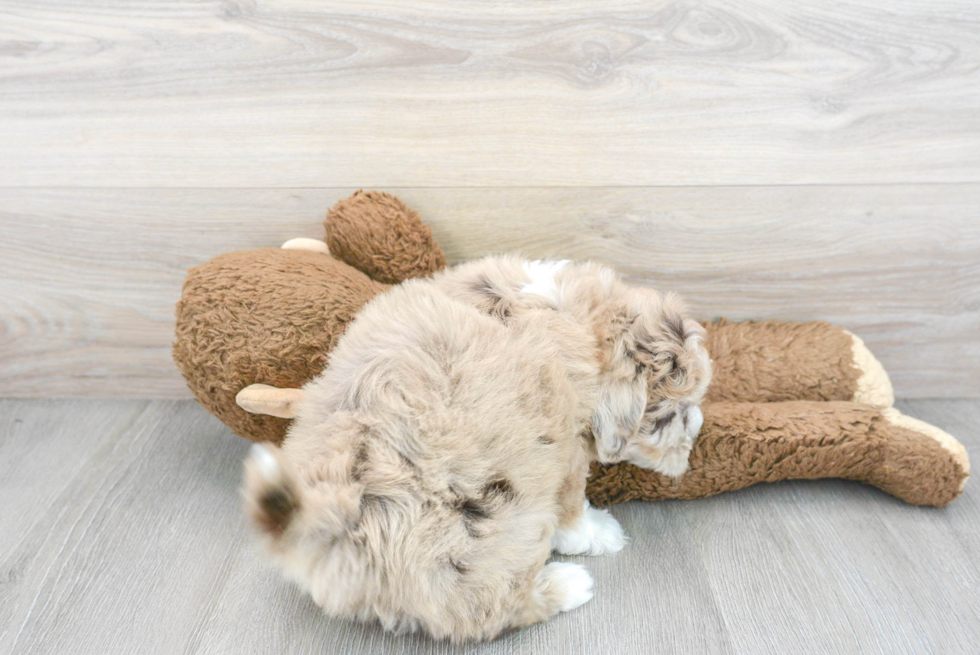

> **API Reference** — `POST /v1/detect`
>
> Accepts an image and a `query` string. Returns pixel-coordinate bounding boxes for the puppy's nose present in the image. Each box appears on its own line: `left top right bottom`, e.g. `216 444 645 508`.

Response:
686 406 704 436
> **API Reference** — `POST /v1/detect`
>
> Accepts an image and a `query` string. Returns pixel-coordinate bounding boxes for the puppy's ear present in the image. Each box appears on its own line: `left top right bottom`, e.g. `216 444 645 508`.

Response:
236 384 305 419
591 380 645 463
631 302 708 400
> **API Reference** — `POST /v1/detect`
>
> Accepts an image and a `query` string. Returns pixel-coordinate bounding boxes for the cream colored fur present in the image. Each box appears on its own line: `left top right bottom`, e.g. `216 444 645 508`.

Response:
882 408 970 490
240 256 711 641
847 330 895 407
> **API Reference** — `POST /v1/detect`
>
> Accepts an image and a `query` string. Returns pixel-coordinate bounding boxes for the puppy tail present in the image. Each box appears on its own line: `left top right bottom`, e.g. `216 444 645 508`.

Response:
243 443 302 538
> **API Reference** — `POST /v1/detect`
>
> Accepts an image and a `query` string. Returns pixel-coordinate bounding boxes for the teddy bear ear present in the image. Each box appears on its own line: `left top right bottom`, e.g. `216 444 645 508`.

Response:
236 384 305 419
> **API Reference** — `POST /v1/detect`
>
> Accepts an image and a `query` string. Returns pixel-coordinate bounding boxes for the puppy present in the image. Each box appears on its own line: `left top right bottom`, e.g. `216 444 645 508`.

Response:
239 256 711 641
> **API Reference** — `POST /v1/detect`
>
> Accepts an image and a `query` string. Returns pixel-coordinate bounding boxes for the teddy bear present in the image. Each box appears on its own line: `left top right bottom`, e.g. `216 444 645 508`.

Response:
173 191 969 507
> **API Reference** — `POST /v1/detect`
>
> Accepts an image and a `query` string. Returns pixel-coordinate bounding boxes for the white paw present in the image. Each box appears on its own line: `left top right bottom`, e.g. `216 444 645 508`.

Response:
685 405 704 438
651 448 692 478
552 501 627 556
542 562 594 612
249 443 281 481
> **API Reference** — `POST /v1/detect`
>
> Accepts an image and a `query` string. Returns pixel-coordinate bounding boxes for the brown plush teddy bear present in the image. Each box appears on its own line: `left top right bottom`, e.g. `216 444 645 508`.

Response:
173 191 969 507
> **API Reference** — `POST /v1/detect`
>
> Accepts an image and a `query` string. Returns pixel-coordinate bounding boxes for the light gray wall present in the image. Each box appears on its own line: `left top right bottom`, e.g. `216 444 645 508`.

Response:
1 1 977 398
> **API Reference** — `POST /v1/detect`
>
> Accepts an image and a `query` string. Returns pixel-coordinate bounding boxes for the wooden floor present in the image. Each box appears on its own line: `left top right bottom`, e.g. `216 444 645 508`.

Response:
1 398 977 654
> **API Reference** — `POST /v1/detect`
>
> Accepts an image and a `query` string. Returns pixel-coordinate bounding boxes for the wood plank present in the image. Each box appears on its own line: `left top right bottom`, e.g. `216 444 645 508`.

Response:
1 399 977 653
891 399 980 576
0 400 251 655
0 398 737 655
188 497 736 655
0 400 148 567
2 186 977 398
679 398 980 654
1 1 978 187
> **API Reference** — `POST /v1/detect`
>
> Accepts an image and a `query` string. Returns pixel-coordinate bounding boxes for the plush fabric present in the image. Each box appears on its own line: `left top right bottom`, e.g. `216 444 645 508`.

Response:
325 190 446 284
703 319 860 403
173 191 969 506
587 401 967 507
174 248 386 445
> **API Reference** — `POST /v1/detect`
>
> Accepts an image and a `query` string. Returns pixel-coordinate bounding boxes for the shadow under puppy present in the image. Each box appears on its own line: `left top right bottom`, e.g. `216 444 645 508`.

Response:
238 255 711 641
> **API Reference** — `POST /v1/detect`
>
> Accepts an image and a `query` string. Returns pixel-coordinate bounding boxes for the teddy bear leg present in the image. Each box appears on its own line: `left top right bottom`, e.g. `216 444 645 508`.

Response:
586 401 969 508
868 408 970 506
849 331 895 406
701 320 894 407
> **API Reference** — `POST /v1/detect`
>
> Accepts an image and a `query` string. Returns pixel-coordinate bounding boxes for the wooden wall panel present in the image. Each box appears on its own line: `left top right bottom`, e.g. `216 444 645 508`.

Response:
1 186 977 398
0 0 978 187
1 1 977 397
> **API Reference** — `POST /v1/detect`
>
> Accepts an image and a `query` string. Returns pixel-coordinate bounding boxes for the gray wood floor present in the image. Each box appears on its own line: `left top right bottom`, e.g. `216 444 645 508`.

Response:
1 399 977 655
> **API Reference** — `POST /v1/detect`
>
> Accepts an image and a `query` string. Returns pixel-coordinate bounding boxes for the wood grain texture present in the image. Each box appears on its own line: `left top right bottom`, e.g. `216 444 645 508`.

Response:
2 186 978 398
1 398 977 654
1 0 979 187
0 400 251 654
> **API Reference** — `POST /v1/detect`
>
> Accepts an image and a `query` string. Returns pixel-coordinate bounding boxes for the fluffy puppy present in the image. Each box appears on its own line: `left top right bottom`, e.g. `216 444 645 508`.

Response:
433 256 711 476
239 256 711 641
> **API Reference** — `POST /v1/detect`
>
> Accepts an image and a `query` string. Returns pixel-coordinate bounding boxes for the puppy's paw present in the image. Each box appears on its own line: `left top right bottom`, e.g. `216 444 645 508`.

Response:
582 505 628 555
552 501 627 556
684 405 704 438
541 562 594 612
651 448 692 478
